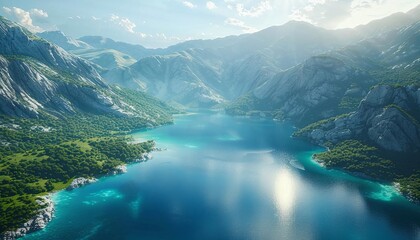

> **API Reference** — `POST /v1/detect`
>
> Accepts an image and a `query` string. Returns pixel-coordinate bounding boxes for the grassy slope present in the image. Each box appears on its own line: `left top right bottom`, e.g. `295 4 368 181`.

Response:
0 86 179 233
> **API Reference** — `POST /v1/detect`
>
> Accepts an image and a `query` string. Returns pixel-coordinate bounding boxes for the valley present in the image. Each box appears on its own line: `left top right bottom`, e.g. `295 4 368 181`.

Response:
0 3 419 239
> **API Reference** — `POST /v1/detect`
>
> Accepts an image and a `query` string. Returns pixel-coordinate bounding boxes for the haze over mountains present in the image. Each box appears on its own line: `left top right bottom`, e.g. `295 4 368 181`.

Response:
1 4 419 149
35 5 420 109
1 4 420 238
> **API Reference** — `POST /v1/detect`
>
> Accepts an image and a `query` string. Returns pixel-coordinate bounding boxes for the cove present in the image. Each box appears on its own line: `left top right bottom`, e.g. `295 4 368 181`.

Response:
23 111 420 240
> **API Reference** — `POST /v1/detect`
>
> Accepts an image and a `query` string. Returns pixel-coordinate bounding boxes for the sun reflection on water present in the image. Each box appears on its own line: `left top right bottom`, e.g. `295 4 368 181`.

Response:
274 169 297 222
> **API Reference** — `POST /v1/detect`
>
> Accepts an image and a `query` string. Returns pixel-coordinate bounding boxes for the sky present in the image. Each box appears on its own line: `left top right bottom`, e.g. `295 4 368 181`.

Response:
0 0 419 48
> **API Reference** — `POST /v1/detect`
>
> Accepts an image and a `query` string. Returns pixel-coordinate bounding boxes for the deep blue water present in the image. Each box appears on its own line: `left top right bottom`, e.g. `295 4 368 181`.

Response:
24 112 420 240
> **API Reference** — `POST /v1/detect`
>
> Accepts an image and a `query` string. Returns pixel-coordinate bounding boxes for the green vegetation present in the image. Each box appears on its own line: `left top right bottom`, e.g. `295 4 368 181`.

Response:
293 113 350 137
313 140 420 201
314 140 394 179
339 96 361 110
369 67 420 87
0 105 174 233
384 104 420 127
397 174 420 203
225 93 270 116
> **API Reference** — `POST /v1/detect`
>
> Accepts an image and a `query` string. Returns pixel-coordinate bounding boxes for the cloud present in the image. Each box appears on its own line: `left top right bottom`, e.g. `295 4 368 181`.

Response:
110 14 136 33
182 1 196 9
289 0 416 29
206 1 217 10
351 0 386 9
289 10 315 24
2 7 11 14
224 17 256 33
338 0 415 28
30 9 48 18
2 7 45 32
289 0 352 28
236 1 272 17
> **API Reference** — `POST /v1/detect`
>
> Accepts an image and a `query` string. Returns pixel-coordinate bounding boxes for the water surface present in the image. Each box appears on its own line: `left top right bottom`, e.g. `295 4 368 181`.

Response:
24 112 420 240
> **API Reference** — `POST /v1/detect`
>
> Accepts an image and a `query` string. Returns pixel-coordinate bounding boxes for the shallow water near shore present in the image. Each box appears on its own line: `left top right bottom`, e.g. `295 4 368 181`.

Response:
23 112 420 240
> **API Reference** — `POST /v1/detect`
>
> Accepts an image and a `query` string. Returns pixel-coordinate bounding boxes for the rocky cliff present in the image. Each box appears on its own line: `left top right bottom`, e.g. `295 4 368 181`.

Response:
300 85 420 153
0 17 156 118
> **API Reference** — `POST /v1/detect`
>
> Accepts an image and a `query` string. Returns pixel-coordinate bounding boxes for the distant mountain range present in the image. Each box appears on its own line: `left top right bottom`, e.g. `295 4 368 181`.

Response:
1 5 420 154
35 5 419 108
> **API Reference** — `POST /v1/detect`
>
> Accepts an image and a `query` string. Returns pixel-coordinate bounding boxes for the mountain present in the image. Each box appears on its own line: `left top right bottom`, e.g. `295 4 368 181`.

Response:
228 19 420 124
354 4 420 38
238 56 373 124
37 31 91 51
104 21 360 107
0 16 172 119
37 31 137 70
104 49 226 107
298 85 420 152
78 36 162 60
71 48 137 70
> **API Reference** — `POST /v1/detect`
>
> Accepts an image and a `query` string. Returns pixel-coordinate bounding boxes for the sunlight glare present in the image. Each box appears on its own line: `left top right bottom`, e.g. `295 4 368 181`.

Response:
274 168 297 221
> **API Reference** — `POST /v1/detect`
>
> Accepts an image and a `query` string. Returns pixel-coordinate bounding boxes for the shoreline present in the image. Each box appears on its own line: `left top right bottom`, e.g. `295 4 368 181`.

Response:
308 148 419 204
1 195 54 240
1 149 157 240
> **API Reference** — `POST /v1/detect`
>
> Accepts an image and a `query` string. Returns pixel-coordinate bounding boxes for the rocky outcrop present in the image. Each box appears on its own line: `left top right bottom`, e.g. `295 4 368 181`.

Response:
1 195 54 240
111 165 127 175
134 152 153 162
66 177 97 190
302 85 420 152
249 56 372 125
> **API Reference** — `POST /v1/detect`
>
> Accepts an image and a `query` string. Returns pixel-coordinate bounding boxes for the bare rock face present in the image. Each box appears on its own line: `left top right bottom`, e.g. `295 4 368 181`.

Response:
303 85 420 153
0 17 134 118
252 56 371 125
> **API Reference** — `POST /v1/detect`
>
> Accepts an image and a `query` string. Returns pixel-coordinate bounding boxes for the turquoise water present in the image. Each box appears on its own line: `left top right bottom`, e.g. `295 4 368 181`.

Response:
24 112 420 240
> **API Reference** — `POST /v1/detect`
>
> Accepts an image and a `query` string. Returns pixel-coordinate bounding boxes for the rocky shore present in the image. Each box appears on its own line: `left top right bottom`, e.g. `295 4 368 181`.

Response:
111 165 128 175
133 152 153 162
1 196 54 240
2 150 159 239
66 177 97 190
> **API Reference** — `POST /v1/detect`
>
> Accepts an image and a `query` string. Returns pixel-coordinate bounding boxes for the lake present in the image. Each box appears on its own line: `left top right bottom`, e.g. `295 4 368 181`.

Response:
23 111 420 240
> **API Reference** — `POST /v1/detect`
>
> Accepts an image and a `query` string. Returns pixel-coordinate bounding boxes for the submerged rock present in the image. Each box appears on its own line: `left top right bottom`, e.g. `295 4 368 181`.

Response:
1 195 54 240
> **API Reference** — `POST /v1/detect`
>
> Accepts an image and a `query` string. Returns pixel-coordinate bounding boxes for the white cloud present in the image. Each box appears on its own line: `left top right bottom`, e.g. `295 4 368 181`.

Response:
110 14 136 33
2 7 44 32
289 0 351 28
2 7 11 14
182 1 196 9
289 9 315 24
289 0 418 29
236 1 272 17
308 0 326 5
338 0 416 28
206 1 217 10
225 17 256 33
30 9 48 18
